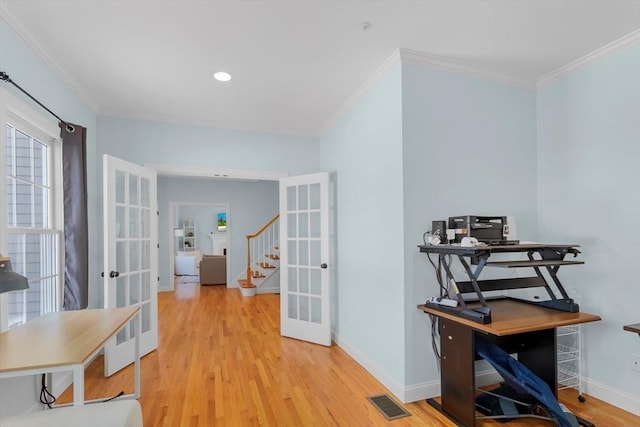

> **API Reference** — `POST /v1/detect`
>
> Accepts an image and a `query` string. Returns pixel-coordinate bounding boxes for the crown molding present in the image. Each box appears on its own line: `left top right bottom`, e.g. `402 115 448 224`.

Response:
318 48 535 137
399 48 535 89
0 2 99 112
537 29 640 87
319 49 402 136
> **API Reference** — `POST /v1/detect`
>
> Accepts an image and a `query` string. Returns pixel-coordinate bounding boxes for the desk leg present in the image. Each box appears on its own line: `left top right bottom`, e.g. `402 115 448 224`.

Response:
437 318 476 426
517 328 557 397
73 364 84 406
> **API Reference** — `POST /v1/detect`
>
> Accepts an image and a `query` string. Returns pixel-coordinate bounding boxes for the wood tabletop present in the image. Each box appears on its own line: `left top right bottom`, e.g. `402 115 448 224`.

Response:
0 307 139 373
418 298 600 336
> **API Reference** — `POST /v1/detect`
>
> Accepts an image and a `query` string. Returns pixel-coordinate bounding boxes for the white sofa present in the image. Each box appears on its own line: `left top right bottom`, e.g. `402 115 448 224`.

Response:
174 250 202 276
0 400 142 427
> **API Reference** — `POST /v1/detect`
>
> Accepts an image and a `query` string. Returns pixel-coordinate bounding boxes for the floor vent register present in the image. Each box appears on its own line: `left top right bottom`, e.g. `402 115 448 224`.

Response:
366 394 411 421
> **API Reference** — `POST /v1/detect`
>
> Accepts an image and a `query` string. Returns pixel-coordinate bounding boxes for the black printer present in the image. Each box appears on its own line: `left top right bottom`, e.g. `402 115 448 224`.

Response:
448 216 514 245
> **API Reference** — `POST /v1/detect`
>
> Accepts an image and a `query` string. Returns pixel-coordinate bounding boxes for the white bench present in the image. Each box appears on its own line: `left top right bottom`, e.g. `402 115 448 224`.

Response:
0 400 142 427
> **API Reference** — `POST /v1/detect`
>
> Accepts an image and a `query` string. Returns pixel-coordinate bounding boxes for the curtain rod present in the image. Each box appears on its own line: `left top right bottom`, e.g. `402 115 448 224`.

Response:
0 71 75 133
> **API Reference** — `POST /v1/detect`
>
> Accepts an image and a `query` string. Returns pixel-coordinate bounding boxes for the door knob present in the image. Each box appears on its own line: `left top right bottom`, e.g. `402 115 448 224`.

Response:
320 263 328 269
109 271 120 278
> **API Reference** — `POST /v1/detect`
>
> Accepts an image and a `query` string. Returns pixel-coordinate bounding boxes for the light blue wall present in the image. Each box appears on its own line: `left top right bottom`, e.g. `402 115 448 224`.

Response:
319 66 406 388
319 61 537 400
401 65 538 390
96 116 318 305
537 45 640 401
158 177 279 290
0 17 97 417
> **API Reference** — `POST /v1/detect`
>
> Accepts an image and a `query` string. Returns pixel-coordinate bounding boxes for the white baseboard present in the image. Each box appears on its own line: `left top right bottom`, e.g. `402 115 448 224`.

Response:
332 333 406 402
333 332 503 403
332 334 640 417
583 376 640 416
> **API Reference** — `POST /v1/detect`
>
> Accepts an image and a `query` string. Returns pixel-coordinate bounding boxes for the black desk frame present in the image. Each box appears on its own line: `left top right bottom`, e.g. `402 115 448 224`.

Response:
431 313 557 427
419 243 583 324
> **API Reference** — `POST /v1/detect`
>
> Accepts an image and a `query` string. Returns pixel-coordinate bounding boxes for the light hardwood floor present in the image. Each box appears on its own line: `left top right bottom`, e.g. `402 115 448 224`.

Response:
58 284 639 426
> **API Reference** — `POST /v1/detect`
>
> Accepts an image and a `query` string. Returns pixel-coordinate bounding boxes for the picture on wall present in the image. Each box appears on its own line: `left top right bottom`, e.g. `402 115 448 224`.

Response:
217 212 227 231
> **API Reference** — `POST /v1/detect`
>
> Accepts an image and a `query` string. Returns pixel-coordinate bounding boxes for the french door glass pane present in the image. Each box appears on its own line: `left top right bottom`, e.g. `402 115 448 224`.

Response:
299 295 309 321
310 212 320 238
129 208 139 238
287 186 296 211
116 206 126 238
129 175 139 206
299 267 309 293
116 241 126 272
310 297 321 323
140 178 149 207
130 273 140 304
298 212 308 237
310 240 321 266
288 267 297 292
116 277 126 308
287 213 297 237
310 269 321 295
129 241 140 271
141 272 151 301
288 294 297 319
309 183 320 209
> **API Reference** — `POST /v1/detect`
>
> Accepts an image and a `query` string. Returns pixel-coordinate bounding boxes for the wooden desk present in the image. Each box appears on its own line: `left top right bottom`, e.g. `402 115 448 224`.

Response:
0 307 139 406
418 299 600 426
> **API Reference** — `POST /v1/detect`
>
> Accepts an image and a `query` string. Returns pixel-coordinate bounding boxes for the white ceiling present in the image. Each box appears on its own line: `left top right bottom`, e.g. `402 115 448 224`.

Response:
1 1 639 137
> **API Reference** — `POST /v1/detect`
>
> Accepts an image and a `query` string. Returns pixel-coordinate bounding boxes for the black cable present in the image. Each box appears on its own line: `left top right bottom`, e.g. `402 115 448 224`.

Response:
39 374 56 408
429 314 441 373
0 71 75 133
103 390 125 402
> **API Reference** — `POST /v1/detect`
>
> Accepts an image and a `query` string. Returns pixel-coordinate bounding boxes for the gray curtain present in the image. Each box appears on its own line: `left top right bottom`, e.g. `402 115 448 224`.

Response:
60 123 88 310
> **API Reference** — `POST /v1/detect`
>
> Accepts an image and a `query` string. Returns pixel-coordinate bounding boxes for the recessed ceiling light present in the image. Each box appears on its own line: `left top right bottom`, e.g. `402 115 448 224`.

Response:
213 71 231 82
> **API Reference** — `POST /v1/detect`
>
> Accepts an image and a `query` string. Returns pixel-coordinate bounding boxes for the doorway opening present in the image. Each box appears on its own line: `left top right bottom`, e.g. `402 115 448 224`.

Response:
169 201 230 289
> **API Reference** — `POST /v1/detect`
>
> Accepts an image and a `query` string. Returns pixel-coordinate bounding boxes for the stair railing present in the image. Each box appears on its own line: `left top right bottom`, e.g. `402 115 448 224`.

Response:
245 214 279 287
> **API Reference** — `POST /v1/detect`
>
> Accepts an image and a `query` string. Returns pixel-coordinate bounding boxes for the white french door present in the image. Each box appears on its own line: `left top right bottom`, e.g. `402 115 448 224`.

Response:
279 172 331 346
103 155 158 376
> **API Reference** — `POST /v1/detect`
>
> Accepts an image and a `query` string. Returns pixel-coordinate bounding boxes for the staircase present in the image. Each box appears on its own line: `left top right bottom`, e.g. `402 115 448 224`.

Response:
238 214 280 295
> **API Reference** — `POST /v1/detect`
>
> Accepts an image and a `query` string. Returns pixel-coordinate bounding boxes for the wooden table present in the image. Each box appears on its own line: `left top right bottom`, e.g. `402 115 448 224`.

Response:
0 307 139 406
418 298 600 426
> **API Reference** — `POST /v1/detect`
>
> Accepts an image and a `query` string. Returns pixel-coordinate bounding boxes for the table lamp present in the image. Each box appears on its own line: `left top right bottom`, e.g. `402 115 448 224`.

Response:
0 256 29 293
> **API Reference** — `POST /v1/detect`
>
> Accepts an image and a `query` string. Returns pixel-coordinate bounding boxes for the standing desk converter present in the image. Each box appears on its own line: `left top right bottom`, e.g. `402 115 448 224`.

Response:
417 243 601 426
